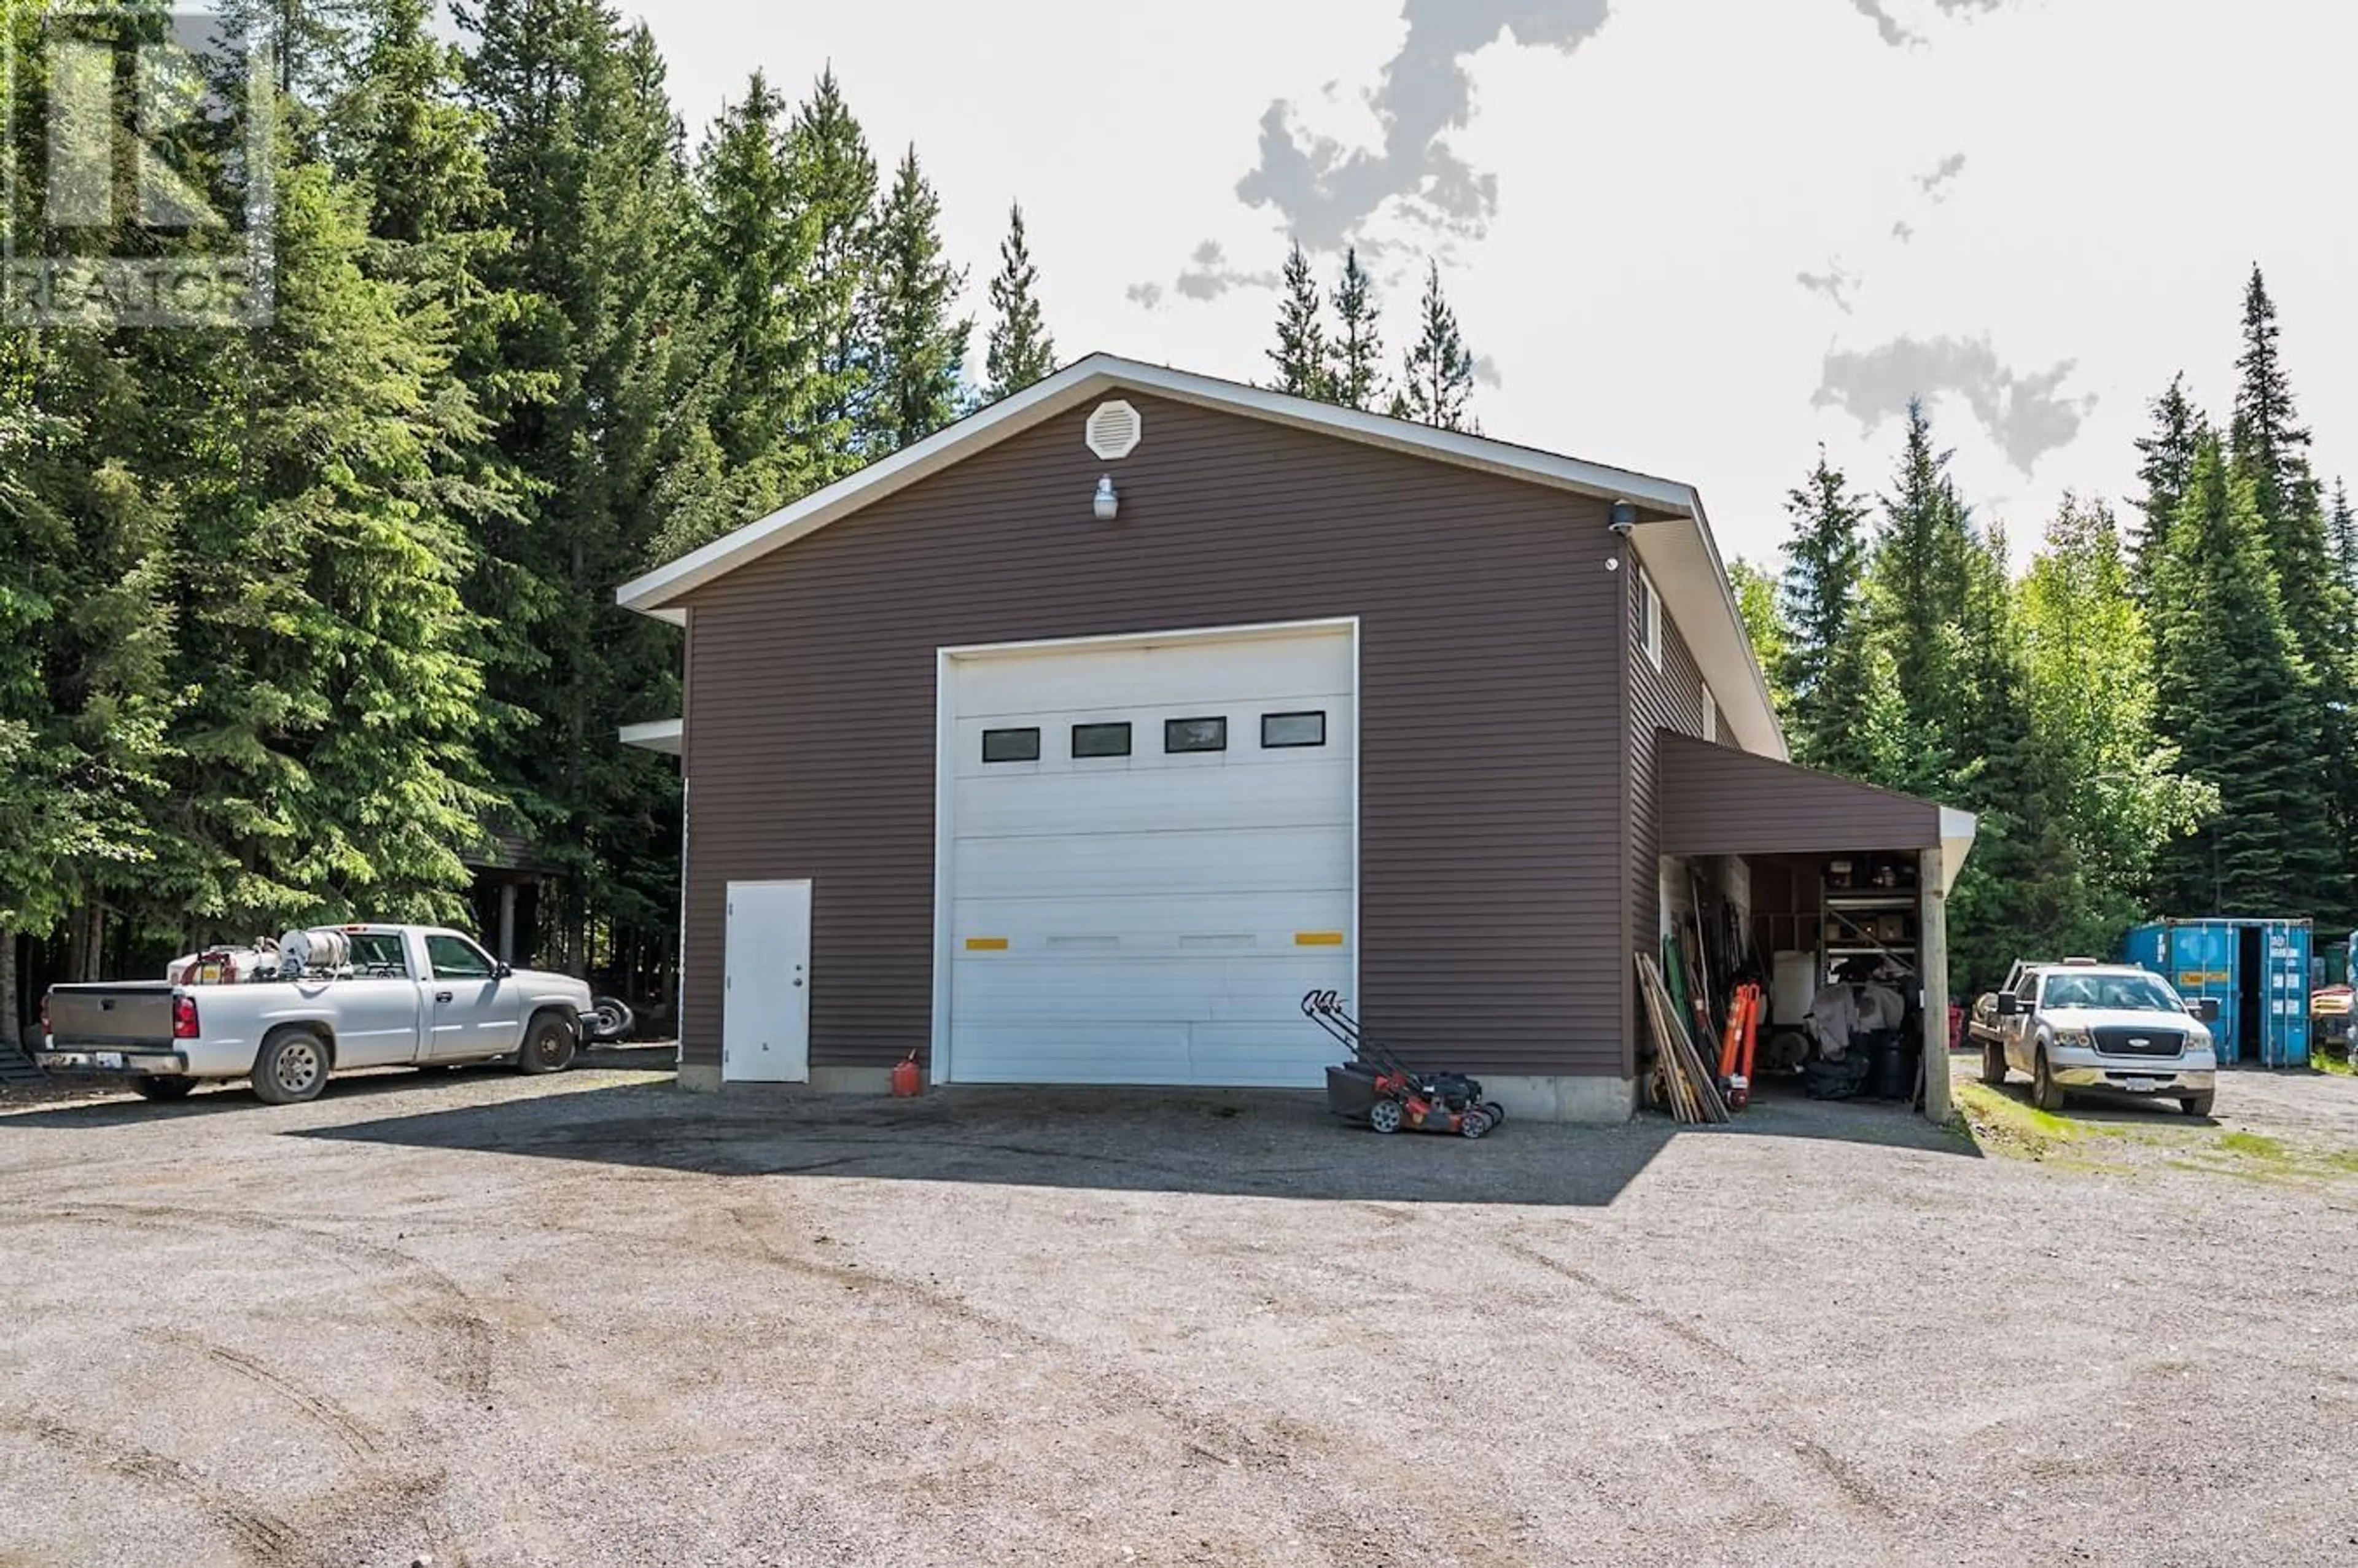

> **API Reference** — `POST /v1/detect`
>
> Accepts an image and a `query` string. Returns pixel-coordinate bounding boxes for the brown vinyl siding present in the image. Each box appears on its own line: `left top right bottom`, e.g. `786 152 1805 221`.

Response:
1655 731 1944 855
679 390 1627 1079
1622 560 1714 1071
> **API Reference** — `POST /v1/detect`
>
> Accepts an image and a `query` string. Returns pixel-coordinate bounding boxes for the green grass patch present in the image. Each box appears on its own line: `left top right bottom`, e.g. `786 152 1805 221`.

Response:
2163 1156 2310 1188
1954 1082 2084 1160
2314 1051 2356 1077
2170 1131 2358 1186
1953 1074 2358 1184
2217 1130 2290 1162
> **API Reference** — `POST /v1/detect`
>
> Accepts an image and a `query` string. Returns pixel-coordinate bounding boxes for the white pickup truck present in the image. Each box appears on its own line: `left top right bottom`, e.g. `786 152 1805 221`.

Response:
1974 958 2220 1117
38 925 628 1104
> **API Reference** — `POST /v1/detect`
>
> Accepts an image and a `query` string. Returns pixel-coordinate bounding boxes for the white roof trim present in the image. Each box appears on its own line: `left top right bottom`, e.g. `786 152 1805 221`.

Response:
1939 806 1979 896
613 350 1783 759
1626 499 1788 759
619 718 682 755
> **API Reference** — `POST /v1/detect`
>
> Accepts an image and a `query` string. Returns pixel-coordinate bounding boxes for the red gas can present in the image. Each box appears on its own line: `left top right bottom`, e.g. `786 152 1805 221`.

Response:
890 1052 922 1097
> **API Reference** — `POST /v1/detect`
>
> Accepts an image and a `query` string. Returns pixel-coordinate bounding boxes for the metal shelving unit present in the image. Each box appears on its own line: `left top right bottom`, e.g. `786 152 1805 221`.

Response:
1819 883 1919 980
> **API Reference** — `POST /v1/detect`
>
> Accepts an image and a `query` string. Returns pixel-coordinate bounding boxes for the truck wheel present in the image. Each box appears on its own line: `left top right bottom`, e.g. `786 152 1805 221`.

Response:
2031 1049 2067 1113
518 1013 577 1075
2180 1091 2215 1118
133 1076 196 1102
252 1030 329 1105
1980 1039 2008 1086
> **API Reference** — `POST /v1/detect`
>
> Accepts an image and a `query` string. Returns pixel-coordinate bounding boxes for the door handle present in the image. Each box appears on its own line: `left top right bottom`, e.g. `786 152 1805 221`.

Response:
434 991 453 1003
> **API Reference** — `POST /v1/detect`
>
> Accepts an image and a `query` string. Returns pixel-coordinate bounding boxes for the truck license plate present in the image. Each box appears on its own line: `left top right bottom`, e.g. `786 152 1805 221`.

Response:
2117 1079 2157 1092
95 1052 123 1070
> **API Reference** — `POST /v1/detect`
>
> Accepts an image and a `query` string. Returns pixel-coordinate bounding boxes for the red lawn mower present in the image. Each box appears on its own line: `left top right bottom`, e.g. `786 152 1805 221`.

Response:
1300 990 1505 1138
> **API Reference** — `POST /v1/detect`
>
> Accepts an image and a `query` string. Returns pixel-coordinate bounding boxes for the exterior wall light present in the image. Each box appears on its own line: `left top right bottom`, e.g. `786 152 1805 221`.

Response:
1094 475 1119 522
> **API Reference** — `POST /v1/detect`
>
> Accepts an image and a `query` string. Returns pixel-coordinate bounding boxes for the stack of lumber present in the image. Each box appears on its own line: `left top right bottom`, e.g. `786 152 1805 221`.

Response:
1636 951 1730 1125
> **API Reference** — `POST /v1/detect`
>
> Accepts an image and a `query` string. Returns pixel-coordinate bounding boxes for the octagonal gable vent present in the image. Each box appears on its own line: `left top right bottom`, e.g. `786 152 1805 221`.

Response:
1084 398 1143 460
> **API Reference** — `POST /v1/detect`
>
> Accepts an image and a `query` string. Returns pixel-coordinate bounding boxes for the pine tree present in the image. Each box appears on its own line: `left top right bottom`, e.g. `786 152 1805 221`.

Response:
691 72 804 479
1776 451 1879 777
2225 268 2320 556
349 0 490 247
2225 268 2352 919
2332 479 2357 594
0 333 180 1010
465 1 695 969
1397 261 1476 431
2017 495 2214 944
2229 266 2333 656
784 67 879 472
2130 372 2204 588
981 202 1056 402
220 0 378 131
2150 433 2337 915
1267 241 1330 400
1866 398 1973 788
1328 247 1385 412
346 0 529 640
1726 560 1789 715
1944 524 2062 989
160 151 498 930
866 146 971 453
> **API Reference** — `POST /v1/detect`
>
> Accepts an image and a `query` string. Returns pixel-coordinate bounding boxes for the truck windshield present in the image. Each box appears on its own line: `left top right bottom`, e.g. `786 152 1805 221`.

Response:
2041 974 2184 1012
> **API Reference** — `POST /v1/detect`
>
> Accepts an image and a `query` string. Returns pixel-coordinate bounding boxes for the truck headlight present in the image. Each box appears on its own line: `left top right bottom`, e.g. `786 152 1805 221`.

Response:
2050 1024 2091 1046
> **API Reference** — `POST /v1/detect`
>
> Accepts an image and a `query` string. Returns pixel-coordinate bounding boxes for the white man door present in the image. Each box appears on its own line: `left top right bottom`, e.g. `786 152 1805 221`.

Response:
723 879 811 1083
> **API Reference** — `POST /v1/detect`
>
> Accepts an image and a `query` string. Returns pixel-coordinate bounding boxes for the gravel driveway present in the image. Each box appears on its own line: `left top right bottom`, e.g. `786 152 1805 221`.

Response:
3 1053 2355 1567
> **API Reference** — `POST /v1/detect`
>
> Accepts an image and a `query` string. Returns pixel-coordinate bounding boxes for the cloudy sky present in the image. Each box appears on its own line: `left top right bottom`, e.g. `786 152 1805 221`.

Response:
638 0 2356 569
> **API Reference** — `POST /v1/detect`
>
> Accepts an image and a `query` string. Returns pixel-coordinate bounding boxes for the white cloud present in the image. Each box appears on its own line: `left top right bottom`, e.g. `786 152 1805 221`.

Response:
1813 334 2096 473
632 0 2358 569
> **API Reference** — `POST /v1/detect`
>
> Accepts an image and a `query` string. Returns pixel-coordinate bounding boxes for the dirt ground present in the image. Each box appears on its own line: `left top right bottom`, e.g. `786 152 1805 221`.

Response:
3 1051 2355 1568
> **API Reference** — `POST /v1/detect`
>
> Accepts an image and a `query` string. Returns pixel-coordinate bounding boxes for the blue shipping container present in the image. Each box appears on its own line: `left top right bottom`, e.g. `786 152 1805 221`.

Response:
2123 918 2312 1068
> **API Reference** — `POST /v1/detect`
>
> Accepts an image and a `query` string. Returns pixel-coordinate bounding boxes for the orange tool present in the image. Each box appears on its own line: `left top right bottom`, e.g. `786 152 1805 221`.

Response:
1725 983 1762 1111
1719 990 1746 1081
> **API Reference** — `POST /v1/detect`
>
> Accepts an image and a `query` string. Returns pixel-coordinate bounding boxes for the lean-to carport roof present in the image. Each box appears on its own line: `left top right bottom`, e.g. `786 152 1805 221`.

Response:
1655 731 1977 888
615 352 1786 758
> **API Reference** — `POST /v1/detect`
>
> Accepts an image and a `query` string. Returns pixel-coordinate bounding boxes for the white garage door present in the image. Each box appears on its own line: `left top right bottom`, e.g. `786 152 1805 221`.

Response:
942 625 1354 1086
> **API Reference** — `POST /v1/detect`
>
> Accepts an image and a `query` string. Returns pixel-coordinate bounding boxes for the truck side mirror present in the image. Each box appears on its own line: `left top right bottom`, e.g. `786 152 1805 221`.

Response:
1994 993 2020 1017
2195 998 2220 1023
495 961 513 979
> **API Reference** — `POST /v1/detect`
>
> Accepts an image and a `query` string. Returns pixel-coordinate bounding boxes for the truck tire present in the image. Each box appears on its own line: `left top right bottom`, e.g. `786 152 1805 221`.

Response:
133 1076 197 1102
517 1012 577 1076
252 1029 330 1105
2031 1049 2067 1113
1980 1039 2007 1086
2180 1091 2215 1118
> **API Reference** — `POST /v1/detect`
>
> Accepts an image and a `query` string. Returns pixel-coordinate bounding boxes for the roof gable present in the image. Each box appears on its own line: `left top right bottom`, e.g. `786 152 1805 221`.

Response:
615 352 1784 758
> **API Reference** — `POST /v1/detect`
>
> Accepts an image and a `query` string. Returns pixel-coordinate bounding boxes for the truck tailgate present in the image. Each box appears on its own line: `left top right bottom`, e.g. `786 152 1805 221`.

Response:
47 984 176 1048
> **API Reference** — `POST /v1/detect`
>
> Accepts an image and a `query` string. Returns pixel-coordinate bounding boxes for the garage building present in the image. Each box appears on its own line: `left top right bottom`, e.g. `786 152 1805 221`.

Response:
618 355 1972 1121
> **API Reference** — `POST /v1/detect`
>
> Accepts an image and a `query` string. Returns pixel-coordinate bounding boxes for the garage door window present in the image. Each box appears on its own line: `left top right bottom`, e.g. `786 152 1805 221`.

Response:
981 727 1041 763
1072 721 1132 758
1261 710 1326 748
1164 716 1227 753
